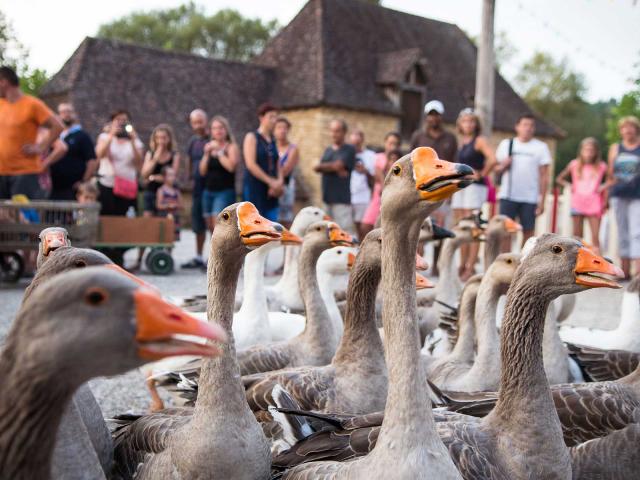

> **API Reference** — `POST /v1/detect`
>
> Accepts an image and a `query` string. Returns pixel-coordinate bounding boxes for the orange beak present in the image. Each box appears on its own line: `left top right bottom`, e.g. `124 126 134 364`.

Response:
43 230 69 256
504 217 523 233
323 214 332 221
416 273 434 290
574 247 624 289
134 288 227 360
415 253 429 271
411 147 474 201
328 222 354 246
281 228 303 245
237 202 282 247
472 226 487 241
347 252 357 270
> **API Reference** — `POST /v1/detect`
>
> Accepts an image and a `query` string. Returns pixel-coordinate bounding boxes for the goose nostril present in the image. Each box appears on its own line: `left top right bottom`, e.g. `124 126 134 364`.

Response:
168 313 183 322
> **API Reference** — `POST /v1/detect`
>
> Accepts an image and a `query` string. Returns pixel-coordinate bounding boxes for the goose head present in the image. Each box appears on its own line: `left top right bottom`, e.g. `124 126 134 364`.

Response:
416 273 435 290
517 234 624 299
452 218 486 243
317 246 357 277
381 147 473 221
486 253 521 295
419 217 455 243
13 266 227 384
487 215 522 237
289 206 330 237
38 227 71 267
303 221 353 256
34 247 112 278
212 202 283 256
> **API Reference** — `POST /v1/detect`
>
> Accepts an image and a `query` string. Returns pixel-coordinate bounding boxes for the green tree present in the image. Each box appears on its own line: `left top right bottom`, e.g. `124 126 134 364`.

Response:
97 3 280 61
0 10 49 96
514 51 610 174
606 60 640 144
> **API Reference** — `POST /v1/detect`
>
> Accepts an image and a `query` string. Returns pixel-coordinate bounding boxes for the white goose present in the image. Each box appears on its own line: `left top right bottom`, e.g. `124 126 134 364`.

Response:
559 276 639 350
266 206 330 312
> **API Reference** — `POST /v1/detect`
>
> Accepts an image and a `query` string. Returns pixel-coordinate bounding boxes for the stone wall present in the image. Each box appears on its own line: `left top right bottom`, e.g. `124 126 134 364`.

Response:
283 107 398 206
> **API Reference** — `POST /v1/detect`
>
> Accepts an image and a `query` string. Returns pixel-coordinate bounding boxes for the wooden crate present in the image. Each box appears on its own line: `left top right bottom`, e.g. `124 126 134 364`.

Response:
95 216 174 247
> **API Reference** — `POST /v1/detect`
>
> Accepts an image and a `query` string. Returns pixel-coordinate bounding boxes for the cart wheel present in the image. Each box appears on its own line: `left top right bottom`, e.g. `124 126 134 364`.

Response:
0 252 25 283
148 249 174 275
145 249 156 272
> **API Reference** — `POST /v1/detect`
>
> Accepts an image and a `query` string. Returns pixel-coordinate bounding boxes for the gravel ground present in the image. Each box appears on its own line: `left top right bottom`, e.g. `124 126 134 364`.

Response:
0 230 625 418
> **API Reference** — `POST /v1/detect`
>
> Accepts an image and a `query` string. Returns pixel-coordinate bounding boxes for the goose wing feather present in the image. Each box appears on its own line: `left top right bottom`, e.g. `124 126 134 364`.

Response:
566 343 639 382
238 343 293 375
112 408 192 478
247 368 336 412
553 382 639 446
570 418 640 479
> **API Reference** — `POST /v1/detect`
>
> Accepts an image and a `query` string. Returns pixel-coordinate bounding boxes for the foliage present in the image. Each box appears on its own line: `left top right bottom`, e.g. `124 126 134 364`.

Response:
513 51 610 174
606 62 640 144
0 10 49 96
465 30 517 71
97 3 280 61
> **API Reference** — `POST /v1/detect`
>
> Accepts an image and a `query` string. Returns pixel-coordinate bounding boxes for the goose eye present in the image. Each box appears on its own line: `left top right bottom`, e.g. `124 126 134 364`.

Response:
377 238 382 244
506 259 512 264
336 250 342 254
392 165 401 176
316 226 322 232
74 260 87 268
85 288 108 306
222 212 230 221
552 245 563 254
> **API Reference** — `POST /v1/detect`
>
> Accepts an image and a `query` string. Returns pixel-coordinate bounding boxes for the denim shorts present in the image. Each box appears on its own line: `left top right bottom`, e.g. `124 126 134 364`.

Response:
202 188 236 217
143 190 158 213
499 199 537 231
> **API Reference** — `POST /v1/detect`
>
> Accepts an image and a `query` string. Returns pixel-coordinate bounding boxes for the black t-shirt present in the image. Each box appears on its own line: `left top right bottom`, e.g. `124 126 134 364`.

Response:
320 144 356 204
187 134 209 180
204 152 235 191
50 128 95 189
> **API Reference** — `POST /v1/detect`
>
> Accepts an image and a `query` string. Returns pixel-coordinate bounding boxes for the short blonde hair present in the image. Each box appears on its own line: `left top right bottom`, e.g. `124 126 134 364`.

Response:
149 124 177 152
618 115 640 133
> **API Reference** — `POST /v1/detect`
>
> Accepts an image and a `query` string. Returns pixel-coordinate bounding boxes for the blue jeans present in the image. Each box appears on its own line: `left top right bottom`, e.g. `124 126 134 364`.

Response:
202 188 236 217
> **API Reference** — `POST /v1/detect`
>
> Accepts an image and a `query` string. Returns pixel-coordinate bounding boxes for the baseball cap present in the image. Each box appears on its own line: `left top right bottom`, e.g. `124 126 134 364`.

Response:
424 100 445 115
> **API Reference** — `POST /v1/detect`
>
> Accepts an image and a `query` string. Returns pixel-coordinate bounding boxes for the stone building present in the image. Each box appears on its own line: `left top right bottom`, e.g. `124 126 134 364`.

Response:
40 0 561 206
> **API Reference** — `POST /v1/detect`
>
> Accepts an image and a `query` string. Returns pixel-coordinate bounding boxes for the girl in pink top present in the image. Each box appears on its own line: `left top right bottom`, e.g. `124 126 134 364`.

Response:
360 132 402 236
555 137 608 252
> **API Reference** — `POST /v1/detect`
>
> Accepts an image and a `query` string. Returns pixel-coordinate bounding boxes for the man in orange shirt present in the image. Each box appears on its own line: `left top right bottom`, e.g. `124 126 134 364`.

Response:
0 66 63 199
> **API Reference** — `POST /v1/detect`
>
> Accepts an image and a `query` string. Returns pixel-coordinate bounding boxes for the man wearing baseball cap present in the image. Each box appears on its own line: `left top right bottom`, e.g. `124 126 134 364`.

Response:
410 100 457 162
410 100 458 275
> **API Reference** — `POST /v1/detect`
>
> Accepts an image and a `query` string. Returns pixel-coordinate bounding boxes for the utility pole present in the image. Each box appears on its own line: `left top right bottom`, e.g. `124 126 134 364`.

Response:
474 0 495 135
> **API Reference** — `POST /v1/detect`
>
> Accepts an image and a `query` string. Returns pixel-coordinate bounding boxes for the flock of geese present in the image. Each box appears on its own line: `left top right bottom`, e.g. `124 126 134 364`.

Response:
2 146 638 479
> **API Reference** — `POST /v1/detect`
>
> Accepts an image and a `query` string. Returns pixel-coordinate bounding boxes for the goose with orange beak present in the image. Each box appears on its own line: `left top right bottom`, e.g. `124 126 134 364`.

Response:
37 227 71 268
410 147 474 201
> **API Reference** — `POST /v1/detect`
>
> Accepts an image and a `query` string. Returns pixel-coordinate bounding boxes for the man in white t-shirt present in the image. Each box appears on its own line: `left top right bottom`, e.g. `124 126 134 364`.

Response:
495 114 551 246
348 129 376 239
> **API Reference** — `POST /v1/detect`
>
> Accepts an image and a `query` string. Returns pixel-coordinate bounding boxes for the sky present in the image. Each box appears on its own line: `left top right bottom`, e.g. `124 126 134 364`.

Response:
2 0 639 102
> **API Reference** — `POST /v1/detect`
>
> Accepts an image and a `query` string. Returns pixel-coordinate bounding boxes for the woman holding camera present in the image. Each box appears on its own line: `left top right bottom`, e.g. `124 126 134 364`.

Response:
95 109 144 216
95 109 144 266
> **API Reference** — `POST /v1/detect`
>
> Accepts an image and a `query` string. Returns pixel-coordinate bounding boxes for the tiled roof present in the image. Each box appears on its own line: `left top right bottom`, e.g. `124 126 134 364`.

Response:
41 0 562 141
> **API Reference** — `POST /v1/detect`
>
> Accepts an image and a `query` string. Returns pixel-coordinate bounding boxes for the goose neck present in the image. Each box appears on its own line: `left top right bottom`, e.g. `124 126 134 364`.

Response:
449 286 478 359
473 279 503 366
298 244 336 350
237 247 269 318
192 239 247 414
333 259 383 365
484 231 502 270
493 278 552 418
435 238 462 298
0 347 74 479
277 244 300 289
378 217 435 440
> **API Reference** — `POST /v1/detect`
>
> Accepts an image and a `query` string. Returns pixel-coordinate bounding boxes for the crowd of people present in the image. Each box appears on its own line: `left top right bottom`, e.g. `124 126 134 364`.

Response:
1 65 639 279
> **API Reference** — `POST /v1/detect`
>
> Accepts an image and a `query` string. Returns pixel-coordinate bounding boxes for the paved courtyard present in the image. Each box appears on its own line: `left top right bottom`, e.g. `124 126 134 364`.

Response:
0 230 625 418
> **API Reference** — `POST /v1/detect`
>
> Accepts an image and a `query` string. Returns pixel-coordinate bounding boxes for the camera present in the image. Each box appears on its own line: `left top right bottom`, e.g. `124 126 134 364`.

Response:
116 123 133 138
